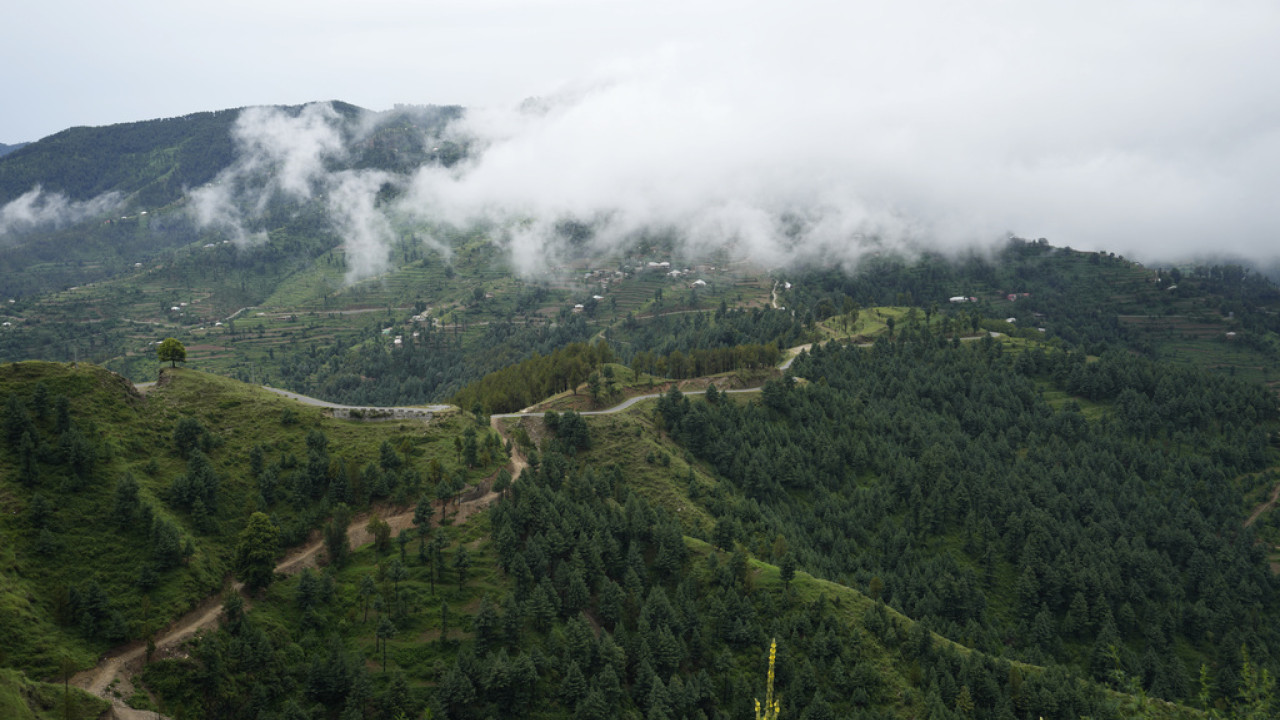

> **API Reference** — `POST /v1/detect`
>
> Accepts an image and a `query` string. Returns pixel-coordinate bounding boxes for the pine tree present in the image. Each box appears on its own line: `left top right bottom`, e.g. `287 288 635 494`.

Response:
474 595 500 654
358 575 377 623
454 544 471 590
234 512 279 592
561 660 588 707
376 616 396 671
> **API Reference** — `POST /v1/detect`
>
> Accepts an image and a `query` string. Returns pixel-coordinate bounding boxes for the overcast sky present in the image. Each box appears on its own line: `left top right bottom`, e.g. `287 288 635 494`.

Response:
4 0 1279 265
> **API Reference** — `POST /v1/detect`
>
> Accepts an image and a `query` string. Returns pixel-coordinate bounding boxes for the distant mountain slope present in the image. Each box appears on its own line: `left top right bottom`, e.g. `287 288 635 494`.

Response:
0 101 464 300
0 100 462 210
0 109 241 208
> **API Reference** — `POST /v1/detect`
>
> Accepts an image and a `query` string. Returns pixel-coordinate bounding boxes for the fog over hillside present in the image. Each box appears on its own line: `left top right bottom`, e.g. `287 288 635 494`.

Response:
4 1 1279 276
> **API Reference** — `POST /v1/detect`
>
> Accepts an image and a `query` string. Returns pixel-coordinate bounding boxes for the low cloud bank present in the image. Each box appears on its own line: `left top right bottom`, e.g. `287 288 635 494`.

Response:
191 1 1280 279
0 186 121 238
395 1 1280 272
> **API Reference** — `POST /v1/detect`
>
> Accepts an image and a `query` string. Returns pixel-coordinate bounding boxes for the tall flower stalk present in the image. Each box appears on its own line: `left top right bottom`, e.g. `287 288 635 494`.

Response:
755 638 781 720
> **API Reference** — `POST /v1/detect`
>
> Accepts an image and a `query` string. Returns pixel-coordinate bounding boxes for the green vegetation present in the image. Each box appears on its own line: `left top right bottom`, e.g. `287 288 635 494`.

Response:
0 361 502 685
655 331 1278 707
7 112 1280 717
0 667 108 720
781 240 1280 387
135 448 1213 719
157 336 186 368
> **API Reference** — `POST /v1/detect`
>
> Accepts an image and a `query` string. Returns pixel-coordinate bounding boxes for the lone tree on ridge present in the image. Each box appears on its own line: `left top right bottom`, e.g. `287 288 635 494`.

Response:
157 337 186 368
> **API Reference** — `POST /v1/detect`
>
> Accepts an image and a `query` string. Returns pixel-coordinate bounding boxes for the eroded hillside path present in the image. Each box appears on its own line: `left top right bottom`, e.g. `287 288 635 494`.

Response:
71 488 504 718
1245 482 1280 529
88 374 545 716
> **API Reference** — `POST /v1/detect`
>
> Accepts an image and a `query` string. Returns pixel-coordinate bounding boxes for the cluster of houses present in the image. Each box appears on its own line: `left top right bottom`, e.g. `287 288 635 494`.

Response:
382 326 424 348
583 267 627 290
647 261 718 285
571 294 609 314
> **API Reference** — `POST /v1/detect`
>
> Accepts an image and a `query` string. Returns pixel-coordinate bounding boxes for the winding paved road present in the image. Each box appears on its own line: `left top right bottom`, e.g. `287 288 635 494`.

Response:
490 339 823 419
260 386 452 413
490 387 766 419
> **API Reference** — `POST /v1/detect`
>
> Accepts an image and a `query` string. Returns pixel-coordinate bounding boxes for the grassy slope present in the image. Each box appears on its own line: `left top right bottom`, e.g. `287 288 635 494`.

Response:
0 668 108 720
0 361 496 680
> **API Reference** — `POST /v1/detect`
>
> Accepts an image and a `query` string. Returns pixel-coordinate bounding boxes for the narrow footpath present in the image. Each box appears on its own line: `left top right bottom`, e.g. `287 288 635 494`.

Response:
71 492 503 719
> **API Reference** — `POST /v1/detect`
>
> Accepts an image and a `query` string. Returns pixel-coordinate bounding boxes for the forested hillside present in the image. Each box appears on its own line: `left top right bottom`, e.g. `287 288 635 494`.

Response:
134 456 1207 720
782 240 1280 387
654 330 1280 701
0 361 504 716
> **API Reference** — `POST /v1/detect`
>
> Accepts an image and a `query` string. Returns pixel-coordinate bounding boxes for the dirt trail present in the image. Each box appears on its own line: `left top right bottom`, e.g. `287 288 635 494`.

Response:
1245 480 1280 528
491 415 530 479
70 486 511 717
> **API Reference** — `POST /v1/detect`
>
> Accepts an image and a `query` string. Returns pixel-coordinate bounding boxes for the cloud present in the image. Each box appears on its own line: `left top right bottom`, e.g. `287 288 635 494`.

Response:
189 103 348 245
231 103 347 205
390 0 1280 271
0 185 122 237
327 170 396 283
188 102 405 281
169 1 1280 279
